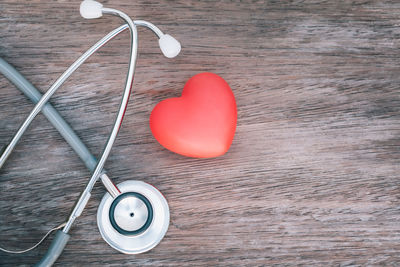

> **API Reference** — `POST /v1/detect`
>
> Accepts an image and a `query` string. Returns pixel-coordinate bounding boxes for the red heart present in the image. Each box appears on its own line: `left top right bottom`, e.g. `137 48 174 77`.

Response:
150 73 237 158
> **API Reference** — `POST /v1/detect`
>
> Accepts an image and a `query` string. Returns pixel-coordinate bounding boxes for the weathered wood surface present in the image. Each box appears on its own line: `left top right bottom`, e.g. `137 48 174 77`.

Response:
1 0 400 266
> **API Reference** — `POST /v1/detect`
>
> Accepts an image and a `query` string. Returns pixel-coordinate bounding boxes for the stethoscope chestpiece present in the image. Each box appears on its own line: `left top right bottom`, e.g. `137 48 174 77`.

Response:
97 180 169 254
109 192 154 236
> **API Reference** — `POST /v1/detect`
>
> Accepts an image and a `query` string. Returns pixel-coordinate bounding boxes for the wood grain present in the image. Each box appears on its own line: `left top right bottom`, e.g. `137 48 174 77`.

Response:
1 0 400 266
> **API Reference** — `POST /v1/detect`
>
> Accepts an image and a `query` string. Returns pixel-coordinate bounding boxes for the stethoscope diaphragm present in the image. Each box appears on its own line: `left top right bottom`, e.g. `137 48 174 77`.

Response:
97 180 169 254
109 192 153 236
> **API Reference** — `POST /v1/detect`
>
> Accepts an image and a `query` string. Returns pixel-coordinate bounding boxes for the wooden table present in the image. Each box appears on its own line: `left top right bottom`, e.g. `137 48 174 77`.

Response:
1 0 400 266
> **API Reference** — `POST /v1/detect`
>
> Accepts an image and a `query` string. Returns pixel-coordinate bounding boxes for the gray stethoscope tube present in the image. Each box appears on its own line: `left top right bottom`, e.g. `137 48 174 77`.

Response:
0 3 177 266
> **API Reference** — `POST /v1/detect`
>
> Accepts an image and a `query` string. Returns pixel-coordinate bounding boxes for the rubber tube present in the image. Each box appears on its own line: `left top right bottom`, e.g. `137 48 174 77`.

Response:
33 231 70 267
0 58 98 172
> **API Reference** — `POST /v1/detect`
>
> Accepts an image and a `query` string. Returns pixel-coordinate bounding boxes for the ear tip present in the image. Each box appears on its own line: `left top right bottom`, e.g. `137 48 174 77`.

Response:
159 34 181 58
80 0 103 19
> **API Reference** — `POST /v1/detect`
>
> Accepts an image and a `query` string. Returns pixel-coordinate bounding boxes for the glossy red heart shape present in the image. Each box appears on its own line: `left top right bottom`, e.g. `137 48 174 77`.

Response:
150 73 237 158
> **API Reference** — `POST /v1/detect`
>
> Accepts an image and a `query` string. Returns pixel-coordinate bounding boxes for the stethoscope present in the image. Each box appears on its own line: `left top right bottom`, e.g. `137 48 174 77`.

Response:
0 1 181 266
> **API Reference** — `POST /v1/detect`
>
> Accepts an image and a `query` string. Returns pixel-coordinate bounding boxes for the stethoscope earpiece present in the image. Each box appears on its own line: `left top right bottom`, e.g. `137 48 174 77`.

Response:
80 0 103 19
159 34 181 58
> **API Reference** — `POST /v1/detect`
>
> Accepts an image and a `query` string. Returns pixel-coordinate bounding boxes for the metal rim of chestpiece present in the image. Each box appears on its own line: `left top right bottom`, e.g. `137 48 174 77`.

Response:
97 180 170 254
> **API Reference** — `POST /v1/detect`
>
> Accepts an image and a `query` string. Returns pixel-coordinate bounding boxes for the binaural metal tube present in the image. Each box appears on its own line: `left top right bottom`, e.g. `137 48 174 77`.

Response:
63 7 138 234
135 20 164 38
